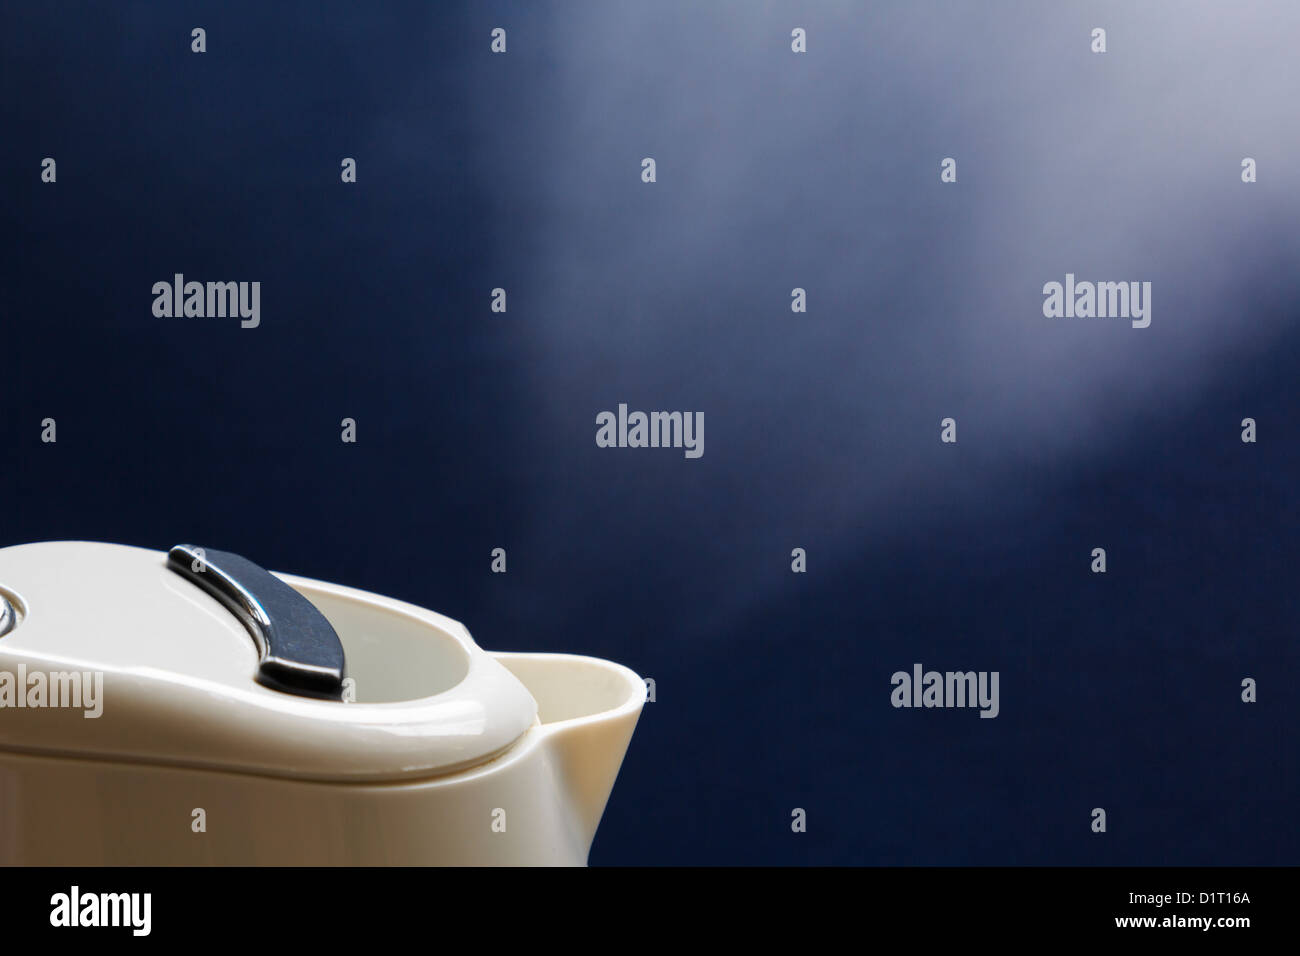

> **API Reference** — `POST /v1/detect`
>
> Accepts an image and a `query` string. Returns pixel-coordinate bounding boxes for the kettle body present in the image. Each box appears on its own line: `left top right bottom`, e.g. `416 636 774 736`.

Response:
0 542 645 865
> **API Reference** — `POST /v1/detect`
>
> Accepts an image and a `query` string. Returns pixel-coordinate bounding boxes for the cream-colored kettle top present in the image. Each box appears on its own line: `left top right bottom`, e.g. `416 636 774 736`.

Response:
0 541 539 782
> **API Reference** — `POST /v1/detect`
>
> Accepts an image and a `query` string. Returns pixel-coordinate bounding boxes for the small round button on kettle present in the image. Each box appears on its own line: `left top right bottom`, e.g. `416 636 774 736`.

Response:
0 594 15 637
166 544 346 700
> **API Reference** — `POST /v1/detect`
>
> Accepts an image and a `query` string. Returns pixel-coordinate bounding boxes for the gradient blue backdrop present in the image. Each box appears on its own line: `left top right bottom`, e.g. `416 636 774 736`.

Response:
3 1 1298 864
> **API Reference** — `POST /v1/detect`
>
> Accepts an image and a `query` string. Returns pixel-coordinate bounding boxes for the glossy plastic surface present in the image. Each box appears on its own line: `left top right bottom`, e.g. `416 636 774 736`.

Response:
0 652 645 865
0 541 645 864
0 541 537 780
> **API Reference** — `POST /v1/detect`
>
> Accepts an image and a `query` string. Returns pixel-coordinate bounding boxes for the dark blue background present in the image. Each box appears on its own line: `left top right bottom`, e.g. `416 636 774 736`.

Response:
3 1 1297 864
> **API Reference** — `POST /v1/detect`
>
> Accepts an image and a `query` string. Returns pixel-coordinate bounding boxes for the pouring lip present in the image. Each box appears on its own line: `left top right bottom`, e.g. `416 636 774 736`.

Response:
489 651 646 733
556 657 644 729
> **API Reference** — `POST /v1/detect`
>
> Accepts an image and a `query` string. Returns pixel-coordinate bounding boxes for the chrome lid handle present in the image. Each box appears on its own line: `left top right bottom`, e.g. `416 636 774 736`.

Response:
167 544 346 700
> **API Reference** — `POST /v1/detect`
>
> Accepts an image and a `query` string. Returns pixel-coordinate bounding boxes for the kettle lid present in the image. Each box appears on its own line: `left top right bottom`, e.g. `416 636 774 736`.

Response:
0 541 538 782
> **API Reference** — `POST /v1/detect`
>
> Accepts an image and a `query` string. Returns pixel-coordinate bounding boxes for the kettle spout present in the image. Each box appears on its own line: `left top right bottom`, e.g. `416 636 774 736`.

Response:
493 653 645 852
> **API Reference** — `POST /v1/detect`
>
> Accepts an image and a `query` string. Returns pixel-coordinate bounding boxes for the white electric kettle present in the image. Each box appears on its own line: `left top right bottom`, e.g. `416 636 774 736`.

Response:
0 541 645 865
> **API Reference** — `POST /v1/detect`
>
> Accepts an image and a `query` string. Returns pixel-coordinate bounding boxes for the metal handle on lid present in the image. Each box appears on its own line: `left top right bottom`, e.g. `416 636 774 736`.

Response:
167 544 346 700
